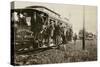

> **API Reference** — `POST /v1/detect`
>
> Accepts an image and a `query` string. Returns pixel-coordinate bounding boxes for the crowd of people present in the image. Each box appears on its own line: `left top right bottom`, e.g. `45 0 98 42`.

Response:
12 11 73 48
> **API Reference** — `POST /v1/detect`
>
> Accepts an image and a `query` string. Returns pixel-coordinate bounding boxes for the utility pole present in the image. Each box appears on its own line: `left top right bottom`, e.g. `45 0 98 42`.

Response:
82 6 85 50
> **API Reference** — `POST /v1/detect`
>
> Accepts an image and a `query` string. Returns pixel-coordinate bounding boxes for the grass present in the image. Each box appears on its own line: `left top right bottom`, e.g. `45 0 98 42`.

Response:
14 39 97 65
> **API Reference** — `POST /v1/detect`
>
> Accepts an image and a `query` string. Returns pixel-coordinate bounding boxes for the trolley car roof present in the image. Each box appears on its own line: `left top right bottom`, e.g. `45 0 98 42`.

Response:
11 8 46 14
25 6 60 17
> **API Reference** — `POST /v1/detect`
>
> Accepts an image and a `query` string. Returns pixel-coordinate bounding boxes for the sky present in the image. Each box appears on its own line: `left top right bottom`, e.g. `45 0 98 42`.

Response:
13 1 97 34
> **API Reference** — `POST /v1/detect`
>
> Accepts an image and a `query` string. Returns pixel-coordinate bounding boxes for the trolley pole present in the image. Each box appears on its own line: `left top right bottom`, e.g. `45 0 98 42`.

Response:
82 6 85 50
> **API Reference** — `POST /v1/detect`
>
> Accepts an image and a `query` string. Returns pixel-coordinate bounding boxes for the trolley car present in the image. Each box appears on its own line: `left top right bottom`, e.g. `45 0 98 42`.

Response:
11 6 73 51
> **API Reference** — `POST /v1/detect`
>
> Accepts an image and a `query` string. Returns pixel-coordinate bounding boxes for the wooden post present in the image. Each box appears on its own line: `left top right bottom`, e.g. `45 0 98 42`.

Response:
82 6 85 50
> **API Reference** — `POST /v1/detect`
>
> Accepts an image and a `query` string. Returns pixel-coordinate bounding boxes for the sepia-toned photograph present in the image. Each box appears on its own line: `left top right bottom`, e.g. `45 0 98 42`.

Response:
11 1 97 65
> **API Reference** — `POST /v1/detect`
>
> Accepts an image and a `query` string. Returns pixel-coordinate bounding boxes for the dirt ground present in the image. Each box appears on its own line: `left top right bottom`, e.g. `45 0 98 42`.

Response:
14 39 97 65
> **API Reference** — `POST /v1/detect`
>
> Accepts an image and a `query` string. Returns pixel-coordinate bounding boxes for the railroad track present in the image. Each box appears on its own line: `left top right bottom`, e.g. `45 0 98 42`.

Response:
16 45 58 54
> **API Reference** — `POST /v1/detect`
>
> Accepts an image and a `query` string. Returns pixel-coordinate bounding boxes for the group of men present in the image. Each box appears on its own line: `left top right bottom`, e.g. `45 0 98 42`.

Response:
37 18 73 47
12 11 73 48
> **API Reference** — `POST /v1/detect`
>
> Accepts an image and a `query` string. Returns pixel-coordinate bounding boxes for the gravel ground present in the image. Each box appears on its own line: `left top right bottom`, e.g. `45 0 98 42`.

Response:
14 39 97 65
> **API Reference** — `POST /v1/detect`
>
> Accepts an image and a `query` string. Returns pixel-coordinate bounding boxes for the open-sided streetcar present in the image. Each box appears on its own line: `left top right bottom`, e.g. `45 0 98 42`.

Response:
11 6 73 52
